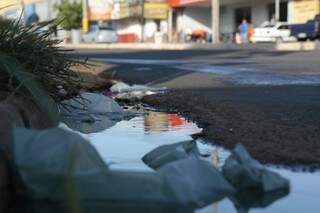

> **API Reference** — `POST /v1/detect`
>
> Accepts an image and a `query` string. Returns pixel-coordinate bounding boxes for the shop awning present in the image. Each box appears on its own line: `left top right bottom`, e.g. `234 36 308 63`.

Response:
167 0 209 7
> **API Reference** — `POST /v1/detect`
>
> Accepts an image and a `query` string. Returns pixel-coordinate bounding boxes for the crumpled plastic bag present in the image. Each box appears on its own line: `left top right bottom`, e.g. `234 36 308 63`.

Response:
61 92 124 115
109 82 166 101
222 144 290 193
142 140 201 170
158 156 235 207
10 128 235 208
110 82 166 93
109 82 131 93
143 142 290 212
60 92 131 133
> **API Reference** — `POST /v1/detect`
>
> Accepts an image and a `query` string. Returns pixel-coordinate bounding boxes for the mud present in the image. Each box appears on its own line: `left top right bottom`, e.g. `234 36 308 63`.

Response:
143 86 320 167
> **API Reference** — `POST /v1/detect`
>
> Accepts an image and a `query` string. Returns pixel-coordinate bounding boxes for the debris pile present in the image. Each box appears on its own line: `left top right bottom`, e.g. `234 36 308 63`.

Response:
7 128 289 212
10 128 235 208
105 82 166 101
60 92 133 133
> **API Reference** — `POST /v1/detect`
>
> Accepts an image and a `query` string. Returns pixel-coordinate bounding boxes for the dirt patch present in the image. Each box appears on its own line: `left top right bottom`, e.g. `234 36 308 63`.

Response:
143 86 320 167
71 62 116 90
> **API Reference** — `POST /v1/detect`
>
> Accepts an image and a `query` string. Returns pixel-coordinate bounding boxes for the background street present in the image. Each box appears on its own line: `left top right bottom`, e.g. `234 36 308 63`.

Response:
75 48 320 166
76 48 320 87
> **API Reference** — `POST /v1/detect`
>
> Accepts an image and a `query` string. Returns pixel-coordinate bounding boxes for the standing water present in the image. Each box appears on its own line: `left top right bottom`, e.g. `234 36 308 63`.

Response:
77 108 320 213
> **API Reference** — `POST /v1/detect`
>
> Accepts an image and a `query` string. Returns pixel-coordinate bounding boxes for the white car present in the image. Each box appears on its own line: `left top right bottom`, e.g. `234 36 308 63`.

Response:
254 23 296 43
82 26 118 43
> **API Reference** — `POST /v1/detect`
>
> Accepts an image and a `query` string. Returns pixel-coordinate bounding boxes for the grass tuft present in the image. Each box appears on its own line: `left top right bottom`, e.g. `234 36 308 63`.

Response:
0 18 83 102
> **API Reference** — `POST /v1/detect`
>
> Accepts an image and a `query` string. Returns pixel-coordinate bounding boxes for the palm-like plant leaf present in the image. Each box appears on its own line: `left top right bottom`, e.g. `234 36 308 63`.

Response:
0 17 83 102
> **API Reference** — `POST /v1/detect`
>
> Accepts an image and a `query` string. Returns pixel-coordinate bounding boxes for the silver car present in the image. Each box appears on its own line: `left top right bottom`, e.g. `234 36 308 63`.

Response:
83 26 118 43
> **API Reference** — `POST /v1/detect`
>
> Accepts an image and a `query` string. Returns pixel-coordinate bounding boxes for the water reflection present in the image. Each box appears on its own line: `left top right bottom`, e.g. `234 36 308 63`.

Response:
198 146 290 213
144 112 189 133
199 147 319 213
230 189 290 213
13 111 319 213
86 111 319 213
87 111 202 171
144 111 169 132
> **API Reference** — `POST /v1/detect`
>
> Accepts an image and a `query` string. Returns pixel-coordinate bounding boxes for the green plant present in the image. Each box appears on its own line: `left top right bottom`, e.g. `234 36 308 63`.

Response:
0 17 83 104
55 0 83 30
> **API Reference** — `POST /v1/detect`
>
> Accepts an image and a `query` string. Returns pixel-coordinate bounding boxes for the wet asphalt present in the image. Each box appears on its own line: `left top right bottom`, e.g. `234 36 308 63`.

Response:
74 48 320 165
74 48 320 87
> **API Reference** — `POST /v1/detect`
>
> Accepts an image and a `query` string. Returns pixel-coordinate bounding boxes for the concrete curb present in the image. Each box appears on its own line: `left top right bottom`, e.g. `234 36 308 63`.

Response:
59 43 275 51
275 41 320 51
59 42 320 51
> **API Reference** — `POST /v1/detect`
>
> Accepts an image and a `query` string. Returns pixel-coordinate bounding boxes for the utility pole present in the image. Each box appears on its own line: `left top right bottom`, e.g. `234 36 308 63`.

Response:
275 0 280 23
168 7 173 43
82 0 89 33
141 0 145 43
211 0 219 44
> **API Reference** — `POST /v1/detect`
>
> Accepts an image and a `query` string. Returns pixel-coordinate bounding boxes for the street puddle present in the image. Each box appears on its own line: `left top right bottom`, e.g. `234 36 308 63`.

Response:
197 152 320 213
83 108 319 213
87 110 204 171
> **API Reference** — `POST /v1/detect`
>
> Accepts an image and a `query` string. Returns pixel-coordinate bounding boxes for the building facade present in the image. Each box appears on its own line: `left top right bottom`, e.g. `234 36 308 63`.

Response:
168 0 320 42
1 0 320 43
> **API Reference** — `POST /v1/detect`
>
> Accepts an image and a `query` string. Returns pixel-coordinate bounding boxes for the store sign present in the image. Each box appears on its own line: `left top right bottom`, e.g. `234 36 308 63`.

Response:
128 3 142 17
112 0 142 20
293 0 320 23
167 0 208 7
112 2 130 19
145 0 167 2
88 0 113 21
144 2 168 20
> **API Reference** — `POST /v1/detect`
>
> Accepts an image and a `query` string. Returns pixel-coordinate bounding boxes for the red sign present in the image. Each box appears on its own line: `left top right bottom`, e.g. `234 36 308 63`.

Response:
167 0 208 7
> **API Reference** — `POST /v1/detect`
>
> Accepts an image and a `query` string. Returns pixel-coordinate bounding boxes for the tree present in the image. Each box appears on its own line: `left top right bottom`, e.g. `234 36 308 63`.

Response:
55 0 82 30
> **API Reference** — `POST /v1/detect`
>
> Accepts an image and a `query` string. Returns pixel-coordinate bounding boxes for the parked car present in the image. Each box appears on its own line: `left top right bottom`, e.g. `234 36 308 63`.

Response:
254 23 296 43
82 26 118 43
290 14 320 41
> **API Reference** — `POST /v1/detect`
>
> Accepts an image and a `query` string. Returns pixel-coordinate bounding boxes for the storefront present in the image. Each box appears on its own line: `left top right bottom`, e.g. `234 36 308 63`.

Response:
167 0 211 42
220 0 320 34
143 0 169 42
112 0 142 42
85 0 169 42
166 0 307 43
220 0 292 35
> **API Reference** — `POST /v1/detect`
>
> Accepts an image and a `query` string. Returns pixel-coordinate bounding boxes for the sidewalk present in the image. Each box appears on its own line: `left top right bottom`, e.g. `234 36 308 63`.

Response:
275 41 320 51
60 41 320 51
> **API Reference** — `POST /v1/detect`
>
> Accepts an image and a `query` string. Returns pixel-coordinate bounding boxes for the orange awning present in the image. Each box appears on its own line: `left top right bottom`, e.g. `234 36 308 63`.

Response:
167 0 208 7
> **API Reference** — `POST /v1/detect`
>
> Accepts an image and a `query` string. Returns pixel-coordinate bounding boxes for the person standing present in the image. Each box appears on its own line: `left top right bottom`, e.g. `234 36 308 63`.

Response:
239 19 249 43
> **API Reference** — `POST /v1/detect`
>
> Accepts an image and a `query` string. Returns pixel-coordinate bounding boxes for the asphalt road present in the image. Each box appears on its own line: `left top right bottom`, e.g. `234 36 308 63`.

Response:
75 48 320 167
75 48 320 86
